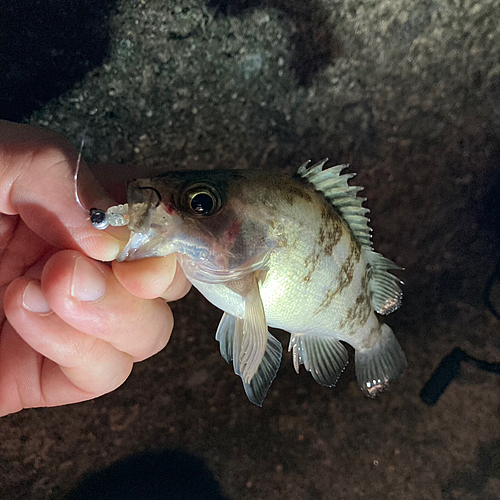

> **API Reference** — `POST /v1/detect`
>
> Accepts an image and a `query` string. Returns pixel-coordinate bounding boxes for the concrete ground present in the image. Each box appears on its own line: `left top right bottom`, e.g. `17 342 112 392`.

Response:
1 0 500 499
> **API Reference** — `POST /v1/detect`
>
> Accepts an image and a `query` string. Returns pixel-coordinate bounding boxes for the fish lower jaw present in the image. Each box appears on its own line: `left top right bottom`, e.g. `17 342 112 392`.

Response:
116 230 172 262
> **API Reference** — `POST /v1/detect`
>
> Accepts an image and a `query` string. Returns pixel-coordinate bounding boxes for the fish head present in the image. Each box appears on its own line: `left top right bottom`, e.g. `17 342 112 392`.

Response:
117 170 276 283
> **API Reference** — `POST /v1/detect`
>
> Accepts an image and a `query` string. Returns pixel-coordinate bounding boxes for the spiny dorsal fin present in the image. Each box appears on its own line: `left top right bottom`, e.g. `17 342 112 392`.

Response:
298 159 370 246
298 159 403 315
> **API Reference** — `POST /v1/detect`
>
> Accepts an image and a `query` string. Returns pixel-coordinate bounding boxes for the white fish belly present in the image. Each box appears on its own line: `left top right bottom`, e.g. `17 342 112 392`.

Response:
190 277 245 318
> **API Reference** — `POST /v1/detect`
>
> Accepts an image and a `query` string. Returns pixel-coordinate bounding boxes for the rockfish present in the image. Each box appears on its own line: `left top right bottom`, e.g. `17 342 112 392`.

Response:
91 160 407 405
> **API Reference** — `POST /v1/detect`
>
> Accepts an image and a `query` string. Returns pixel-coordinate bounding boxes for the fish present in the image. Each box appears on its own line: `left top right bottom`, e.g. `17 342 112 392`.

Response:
90 159 407 405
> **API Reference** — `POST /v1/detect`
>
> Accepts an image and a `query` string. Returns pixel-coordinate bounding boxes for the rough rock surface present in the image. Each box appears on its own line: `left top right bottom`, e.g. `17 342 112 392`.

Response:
1 0 500 499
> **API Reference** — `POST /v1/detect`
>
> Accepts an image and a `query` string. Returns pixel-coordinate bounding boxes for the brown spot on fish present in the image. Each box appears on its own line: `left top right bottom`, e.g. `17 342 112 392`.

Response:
315 202 344 256
247 175 314 207
352 293 371 329
360 270 369 290
315 242 358 313
303 250 320 283
361 325 382 349
303 202 344 283
338 266 371 333
276 233 288 248
281 181 313 205
350 235 362 263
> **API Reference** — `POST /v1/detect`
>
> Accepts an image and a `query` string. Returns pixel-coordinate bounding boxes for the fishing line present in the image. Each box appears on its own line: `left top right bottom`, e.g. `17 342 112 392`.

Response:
74 135 86 212
73 126 116 230
74 122 91 213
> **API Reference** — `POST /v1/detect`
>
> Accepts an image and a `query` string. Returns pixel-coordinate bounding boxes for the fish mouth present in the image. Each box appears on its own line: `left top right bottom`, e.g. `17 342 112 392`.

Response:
116 230 161 262
116 198 175 262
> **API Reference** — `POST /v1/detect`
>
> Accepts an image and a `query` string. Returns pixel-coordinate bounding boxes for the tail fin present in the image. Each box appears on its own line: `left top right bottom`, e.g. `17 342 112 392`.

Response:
355 323 407 397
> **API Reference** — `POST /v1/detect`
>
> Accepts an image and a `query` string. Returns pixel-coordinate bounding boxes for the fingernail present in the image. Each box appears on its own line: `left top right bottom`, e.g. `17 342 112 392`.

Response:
22 281 52 314
71 257 106 302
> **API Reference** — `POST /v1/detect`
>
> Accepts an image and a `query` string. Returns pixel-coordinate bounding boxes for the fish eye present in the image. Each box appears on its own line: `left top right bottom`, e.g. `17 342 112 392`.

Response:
188 190 217 216
179 181 225 217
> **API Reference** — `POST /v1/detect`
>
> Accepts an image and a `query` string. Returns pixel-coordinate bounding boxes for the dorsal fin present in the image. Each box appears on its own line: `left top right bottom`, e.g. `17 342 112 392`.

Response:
298 159 403 315
297 159 372 247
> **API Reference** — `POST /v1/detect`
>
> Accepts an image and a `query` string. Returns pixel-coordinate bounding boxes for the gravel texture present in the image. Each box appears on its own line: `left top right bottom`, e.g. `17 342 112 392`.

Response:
1 0 500 499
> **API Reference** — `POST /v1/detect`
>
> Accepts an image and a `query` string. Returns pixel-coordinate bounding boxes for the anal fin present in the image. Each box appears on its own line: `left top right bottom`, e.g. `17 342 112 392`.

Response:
288 334 348 387
216 312 282 406
216 312 235 364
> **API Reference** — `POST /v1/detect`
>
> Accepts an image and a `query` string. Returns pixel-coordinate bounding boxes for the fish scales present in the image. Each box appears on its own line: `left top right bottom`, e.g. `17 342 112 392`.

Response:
91 160 407 405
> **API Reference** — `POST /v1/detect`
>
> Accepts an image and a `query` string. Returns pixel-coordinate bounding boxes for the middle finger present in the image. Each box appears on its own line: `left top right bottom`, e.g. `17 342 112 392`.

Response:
41 250 173 361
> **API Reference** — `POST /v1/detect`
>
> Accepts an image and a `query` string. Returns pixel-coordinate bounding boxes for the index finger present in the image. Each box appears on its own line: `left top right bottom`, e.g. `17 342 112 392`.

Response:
0 121 126 261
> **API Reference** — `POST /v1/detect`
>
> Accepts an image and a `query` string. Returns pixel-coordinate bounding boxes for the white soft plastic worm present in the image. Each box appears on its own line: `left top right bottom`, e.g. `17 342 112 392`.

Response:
106 204 130 226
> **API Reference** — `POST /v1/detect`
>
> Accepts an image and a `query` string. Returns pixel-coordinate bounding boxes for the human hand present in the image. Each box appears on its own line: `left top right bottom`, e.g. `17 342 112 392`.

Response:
0 121 191 416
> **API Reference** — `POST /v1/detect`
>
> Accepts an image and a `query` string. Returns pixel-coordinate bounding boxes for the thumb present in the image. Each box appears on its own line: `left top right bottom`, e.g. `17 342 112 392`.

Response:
0 121 127 261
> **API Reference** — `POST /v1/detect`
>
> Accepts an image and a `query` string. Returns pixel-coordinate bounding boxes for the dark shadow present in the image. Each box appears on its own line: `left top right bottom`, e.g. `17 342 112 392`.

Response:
0 0 117 122
442 440 500 499
207 0 341 84
59 449 230 500
420 348 500 406
479 146 500 242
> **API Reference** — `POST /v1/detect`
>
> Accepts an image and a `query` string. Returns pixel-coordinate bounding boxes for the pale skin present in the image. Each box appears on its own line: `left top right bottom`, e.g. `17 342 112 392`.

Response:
0 121 191 417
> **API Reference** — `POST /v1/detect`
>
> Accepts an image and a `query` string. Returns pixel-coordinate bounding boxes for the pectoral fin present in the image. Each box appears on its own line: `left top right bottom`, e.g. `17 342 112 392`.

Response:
222 273 269 384
236 283 268 384
216 312 282 406
289 334 348 387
